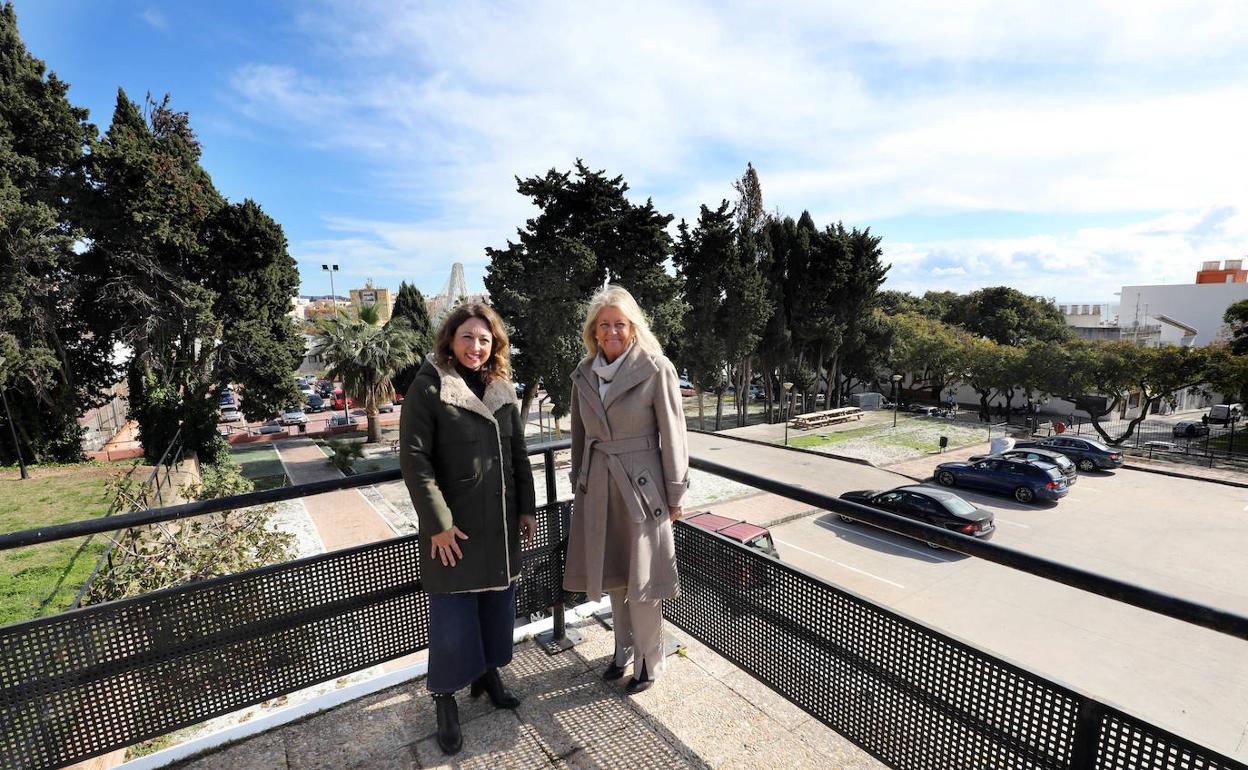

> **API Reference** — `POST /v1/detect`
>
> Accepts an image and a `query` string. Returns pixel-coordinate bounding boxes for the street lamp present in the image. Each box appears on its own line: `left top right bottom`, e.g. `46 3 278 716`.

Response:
891 373 903 428
321 264 339 308
782 381 794 446
0 356 28 479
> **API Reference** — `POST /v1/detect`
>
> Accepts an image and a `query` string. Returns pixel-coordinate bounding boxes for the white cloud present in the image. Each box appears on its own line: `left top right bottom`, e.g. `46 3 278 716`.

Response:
139 8 167 30
227 1 1248 298
885 206 1248 301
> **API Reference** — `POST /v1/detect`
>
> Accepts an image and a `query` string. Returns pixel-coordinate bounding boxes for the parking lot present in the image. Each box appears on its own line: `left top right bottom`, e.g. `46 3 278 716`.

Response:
762 455 1248 762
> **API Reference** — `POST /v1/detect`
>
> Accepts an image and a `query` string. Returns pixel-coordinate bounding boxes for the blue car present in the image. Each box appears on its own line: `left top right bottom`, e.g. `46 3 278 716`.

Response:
934 457 1069 504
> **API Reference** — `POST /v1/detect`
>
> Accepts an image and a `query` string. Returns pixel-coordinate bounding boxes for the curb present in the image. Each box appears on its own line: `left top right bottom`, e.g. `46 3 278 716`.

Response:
1121 462 1248 489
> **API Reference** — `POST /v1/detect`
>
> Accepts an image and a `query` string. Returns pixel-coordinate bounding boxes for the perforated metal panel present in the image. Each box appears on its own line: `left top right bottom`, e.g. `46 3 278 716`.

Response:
0 501 570 770
664 522 1247 770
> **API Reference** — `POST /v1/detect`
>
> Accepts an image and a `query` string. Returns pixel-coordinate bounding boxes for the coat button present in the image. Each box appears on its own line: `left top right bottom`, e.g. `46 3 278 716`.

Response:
639 478 647 485
654 508 662 516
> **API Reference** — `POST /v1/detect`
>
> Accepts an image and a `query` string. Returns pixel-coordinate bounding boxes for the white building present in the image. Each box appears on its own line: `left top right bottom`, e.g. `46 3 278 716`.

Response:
1115 280 1248 347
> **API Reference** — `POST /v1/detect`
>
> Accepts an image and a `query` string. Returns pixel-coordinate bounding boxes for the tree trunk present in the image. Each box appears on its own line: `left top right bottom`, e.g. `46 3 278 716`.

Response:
367 408 382 443
715 390 724 431
737 358 752 427
696 389 706 431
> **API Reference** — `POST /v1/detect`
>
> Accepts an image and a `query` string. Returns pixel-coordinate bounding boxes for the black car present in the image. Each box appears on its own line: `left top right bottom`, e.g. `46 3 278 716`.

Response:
305 393 326 412
1172 420 1209 438
838 485 995 548
1015 436 1124 471
969 448 1077 485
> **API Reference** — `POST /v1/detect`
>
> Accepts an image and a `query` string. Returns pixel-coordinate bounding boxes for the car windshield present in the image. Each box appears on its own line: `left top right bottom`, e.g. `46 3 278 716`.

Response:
1083 438 1110 451
941 496 978 516
750 534 775 553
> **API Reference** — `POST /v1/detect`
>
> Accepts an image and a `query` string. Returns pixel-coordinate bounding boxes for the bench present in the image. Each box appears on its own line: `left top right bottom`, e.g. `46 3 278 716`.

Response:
790 407 864 430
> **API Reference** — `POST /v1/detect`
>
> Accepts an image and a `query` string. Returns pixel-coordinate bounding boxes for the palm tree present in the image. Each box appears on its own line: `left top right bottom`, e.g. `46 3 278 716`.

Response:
313 305 420 444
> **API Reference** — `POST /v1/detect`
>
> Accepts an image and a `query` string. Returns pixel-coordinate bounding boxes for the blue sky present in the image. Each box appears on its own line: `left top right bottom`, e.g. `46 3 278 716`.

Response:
13 1 1248 305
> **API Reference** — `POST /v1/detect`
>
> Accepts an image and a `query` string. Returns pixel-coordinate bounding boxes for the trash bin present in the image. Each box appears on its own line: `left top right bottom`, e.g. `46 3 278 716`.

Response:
297 422 307 434
939 436 949 452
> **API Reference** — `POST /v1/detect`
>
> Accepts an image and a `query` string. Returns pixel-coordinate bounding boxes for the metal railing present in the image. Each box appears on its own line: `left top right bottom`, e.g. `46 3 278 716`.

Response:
1 441 1246 770
69 430 185 609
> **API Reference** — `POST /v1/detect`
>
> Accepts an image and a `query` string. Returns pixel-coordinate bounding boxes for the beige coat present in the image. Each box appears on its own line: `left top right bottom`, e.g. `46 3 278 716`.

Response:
563 344 690 602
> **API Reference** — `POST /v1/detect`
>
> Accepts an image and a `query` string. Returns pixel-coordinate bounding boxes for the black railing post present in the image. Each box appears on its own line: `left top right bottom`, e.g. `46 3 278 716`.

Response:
1068 699 1104 769
536 444 581 654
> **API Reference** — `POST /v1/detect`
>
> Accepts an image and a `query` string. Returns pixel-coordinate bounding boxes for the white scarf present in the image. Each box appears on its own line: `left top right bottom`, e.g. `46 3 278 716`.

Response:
592 344 632 401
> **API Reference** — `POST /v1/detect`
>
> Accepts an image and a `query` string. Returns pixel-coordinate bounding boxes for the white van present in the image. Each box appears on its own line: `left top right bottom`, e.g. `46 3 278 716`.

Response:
1208 403 1243 425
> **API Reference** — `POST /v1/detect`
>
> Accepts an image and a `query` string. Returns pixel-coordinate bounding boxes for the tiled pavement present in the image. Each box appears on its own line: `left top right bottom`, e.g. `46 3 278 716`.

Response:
165 619 884 770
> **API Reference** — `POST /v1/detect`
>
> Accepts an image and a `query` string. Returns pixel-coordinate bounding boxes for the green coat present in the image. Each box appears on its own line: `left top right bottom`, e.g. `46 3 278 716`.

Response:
399 357 536 594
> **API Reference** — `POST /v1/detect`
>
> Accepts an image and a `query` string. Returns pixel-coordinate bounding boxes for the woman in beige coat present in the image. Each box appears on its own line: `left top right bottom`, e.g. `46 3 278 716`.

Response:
564 285 689 694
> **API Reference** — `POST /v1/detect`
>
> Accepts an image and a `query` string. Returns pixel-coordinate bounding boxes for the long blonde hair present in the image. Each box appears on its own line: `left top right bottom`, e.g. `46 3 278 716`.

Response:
581 285 664 358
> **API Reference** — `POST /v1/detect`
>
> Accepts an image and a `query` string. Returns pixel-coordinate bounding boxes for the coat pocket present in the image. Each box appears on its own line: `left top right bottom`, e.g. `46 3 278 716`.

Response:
630 466 668 521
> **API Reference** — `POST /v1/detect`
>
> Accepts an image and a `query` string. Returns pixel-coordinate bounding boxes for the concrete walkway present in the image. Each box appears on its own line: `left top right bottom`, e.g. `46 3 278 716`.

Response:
274 440 398 552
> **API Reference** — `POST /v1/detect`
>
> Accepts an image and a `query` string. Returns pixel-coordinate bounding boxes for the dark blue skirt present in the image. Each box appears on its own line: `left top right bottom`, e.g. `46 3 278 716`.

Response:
426 582 517 694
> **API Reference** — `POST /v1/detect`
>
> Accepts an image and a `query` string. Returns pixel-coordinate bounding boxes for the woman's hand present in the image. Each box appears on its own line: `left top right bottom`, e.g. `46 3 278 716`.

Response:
669 506 683 522
519 514 537 545
430 526 469 567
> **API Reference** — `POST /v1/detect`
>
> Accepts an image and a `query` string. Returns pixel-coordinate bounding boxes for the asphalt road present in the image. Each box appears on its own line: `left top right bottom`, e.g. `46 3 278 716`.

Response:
687 432 1248 763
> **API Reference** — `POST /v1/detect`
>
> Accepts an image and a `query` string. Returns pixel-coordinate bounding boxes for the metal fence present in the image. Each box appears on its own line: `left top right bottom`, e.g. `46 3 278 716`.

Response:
69 431 186 609
1038 416 1248 470
1 443 1245 770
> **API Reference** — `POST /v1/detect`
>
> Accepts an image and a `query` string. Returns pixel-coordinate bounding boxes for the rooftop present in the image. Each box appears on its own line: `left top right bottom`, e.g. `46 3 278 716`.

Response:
161 616 884 770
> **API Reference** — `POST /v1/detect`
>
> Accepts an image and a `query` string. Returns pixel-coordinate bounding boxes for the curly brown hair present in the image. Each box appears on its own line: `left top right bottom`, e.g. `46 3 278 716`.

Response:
433 303 513 383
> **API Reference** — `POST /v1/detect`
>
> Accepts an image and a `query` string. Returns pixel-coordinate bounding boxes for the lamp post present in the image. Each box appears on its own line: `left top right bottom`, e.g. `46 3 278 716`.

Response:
891 373 903 428
782 381 794 446
322 264 349 426
0 356 28 479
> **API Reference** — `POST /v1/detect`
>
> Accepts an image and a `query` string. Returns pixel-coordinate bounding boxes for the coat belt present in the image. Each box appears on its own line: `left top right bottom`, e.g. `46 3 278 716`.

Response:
579 434 659 494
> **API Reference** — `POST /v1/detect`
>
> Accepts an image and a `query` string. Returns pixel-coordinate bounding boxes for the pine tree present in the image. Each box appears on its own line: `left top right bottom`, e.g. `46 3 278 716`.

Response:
389 281 433 396
486 161 681 419
0 3 107 463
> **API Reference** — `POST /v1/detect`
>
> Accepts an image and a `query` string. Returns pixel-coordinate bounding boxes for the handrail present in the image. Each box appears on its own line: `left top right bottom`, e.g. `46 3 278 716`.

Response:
4 437 1248 645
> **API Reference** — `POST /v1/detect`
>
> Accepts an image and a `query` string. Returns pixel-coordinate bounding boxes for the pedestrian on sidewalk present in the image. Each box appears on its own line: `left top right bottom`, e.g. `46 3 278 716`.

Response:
565 285 689 696
398 303 537 756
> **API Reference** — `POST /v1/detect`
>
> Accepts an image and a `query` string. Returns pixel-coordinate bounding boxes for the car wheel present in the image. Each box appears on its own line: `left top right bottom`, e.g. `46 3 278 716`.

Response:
1077 458 1095 472
1014 486 1035 503
936 471 956 487
838 514 854 524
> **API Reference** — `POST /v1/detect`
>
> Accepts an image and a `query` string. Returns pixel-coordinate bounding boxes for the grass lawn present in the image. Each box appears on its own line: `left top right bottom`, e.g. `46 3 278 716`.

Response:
0 464 123 626
230 445 286 480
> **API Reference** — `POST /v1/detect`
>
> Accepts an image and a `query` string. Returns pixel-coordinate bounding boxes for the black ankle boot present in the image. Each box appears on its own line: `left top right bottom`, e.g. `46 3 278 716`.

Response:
469 667 521 709
626 660 654 695
432 693 462 755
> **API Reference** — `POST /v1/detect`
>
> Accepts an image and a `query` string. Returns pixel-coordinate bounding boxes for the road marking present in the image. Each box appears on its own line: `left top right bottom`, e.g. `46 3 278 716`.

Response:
775 539 907 589
813 518 957 563
994 518 1030 529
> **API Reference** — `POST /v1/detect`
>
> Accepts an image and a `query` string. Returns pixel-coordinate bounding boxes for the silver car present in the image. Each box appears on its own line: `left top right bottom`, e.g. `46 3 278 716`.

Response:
280 408 308 426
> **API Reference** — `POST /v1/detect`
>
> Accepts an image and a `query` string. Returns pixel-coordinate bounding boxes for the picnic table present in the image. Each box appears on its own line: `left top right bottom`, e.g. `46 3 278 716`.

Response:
790 407 864 430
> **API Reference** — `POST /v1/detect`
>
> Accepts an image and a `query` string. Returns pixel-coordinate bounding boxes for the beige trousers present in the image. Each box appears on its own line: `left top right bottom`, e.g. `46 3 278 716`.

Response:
608 589 666 679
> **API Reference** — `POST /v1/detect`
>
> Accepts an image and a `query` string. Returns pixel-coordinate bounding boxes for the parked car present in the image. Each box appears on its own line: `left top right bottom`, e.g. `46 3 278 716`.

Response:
969 448 1077 486
748 384 764 401
305 393 326 412
684 511 779 558
1015 436 1124 471
328 414 357 427
378 401 395 413
1208 403 1243 426
218 407 242 423
678 378 695 397
908 404 941 416
1172 420 1209 438
317 381 335 397
682 512 776 606
218 392 237 408
331 390 353 411
838 485 995 547
934 457 1069 503
280 407 308 426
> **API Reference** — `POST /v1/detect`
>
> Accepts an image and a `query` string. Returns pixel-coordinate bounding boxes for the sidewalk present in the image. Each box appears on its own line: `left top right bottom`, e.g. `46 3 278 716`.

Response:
274 439 397 551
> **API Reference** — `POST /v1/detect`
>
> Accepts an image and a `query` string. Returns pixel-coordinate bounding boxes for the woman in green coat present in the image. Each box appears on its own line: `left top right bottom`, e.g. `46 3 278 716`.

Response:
399 303 536 756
